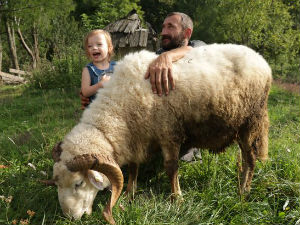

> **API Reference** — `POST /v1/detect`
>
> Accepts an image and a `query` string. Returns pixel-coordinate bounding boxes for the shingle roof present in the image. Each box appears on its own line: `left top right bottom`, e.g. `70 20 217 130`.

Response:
104 11 157 48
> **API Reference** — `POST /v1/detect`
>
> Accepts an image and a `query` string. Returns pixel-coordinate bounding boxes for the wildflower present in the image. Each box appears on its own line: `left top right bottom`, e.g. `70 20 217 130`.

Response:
40 171 47 176
20 219 29 225
11 219 18 225
5 196 13 203
27 209 36 217
28 163 36 170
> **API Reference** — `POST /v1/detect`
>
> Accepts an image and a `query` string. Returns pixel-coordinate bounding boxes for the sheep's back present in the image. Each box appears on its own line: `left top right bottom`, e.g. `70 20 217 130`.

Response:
80 44 272 162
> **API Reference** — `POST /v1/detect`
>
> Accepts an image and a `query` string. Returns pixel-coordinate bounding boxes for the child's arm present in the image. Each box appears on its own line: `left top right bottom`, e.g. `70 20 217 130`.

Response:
81 67 110 97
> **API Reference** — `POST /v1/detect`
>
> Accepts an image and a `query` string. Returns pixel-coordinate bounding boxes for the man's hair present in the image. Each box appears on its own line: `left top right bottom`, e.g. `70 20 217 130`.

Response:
166 12 193 31
84 29 114 61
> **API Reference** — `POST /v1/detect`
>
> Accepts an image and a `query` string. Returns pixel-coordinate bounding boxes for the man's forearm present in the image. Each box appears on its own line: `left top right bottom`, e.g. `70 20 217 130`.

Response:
163 45 193 62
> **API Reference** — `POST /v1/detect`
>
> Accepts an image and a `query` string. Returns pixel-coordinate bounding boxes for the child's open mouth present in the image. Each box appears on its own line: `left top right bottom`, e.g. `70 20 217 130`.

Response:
93 53 101 57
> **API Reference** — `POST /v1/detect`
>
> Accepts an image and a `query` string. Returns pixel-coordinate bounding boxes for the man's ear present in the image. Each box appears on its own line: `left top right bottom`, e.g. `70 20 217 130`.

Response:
184 28 192 40
87 170 106 190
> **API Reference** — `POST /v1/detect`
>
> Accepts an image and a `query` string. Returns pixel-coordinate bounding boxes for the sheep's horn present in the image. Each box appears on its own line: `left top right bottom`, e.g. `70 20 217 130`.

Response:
52 142 63 162
66 153 123 225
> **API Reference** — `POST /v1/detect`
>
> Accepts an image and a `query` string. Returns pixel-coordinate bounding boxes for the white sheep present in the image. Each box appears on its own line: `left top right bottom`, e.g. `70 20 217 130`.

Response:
50 44 272 224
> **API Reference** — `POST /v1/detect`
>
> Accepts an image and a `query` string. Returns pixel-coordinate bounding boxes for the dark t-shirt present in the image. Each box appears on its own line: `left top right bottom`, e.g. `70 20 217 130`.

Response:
156 40 206 55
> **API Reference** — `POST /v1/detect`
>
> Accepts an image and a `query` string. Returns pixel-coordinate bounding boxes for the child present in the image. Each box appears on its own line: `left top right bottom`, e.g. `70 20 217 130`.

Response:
81 29 116 106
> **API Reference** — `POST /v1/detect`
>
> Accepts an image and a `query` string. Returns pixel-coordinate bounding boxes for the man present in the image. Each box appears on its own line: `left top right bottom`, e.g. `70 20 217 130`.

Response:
80 12 204 161
145 12 205 97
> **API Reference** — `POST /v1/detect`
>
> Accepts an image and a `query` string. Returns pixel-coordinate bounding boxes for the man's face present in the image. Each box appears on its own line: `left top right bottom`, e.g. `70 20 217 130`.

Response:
161 15 186 50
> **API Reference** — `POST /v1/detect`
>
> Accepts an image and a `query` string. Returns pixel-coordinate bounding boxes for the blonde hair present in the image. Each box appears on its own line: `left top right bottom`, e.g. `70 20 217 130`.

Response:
84 29 114 61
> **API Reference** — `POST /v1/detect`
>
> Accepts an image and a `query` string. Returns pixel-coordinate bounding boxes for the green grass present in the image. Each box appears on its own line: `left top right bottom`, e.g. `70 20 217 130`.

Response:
0 84 299 225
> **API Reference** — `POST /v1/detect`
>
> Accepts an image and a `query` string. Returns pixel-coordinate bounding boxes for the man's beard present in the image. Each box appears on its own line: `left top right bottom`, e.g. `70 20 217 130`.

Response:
161 32 185 51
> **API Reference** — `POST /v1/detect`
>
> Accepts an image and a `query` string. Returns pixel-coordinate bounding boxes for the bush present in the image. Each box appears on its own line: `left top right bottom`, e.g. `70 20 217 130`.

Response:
29 52 87 89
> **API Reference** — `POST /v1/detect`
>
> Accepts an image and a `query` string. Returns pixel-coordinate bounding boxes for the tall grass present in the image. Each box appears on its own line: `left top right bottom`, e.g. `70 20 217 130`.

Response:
0 84 299 225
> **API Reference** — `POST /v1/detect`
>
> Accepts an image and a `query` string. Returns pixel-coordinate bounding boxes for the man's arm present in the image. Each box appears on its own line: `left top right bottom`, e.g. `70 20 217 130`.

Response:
145 45 193 96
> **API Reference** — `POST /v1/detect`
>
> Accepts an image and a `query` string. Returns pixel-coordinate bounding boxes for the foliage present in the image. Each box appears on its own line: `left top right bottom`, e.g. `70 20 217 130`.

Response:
29 51 87 89
78 0 144 30
0 84 299 224
0 0 299 85
172 0 300 83
140 0 174 33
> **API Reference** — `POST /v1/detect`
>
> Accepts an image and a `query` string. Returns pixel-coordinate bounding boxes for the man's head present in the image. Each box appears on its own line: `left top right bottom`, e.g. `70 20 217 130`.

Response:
161 12 193 51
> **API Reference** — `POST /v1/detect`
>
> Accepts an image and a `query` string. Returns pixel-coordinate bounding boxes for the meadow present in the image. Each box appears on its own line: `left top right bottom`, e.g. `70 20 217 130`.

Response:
0 84 299 225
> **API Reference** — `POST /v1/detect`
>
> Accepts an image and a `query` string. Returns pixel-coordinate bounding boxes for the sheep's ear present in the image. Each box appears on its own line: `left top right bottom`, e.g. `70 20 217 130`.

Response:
52 142 63 162
87 170 106 190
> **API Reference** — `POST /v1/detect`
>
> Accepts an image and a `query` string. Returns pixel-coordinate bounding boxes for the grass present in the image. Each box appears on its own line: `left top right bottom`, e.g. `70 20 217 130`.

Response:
0 84 299 225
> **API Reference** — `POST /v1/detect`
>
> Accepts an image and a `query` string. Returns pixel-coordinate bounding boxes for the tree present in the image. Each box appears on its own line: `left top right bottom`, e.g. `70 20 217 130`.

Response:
175 0 299 82
140 0 174 33
77 0 144 30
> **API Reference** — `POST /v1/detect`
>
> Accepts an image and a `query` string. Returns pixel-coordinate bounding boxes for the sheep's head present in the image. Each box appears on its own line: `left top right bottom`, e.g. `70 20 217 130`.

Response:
50 142 123 224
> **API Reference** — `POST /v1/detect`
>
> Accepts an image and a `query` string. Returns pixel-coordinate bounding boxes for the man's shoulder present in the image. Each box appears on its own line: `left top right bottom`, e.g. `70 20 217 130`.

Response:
155 40 207 54
189 40 207 47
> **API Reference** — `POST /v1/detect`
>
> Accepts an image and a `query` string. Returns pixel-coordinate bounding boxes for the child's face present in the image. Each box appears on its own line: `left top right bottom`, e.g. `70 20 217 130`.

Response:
87 33 109 63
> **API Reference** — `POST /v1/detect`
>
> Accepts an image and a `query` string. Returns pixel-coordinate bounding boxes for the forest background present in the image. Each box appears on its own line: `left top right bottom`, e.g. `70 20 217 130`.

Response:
0 0 299 89
1 1 300 224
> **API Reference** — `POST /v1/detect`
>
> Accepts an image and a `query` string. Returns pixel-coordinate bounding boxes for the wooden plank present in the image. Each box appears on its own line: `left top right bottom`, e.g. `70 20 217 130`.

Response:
119 19 130 32
139 29 148 47
119 36 127 47
129 31 140 47
124 20 139 33
9 68 32 76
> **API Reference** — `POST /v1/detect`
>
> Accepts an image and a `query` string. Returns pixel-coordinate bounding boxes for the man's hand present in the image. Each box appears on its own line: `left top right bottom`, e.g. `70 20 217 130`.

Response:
144 52 175 96
80 90 90 110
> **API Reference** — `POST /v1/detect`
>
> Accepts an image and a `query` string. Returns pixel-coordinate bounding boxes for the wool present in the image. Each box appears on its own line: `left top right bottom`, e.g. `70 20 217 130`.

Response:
52 44 272 222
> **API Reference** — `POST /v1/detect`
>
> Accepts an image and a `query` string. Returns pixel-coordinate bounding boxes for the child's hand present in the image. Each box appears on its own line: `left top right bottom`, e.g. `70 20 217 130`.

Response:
80 90 90 110
101 75 111 83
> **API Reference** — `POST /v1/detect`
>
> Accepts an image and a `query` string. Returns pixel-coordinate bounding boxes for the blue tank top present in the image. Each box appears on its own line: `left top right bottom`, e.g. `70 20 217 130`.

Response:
86 61 116 102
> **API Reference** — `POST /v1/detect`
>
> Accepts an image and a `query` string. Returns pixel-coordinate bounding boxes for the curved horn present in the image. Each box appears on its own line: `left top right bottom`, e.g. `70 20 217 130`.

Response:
66 154 123 225
52 142 63 162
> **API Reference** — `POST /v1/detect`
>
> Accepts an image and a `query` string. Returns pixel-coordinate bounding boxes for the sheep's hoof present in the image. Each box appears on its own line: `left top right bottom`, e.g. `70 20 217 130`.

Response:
124 191 135 202
170 193 184 203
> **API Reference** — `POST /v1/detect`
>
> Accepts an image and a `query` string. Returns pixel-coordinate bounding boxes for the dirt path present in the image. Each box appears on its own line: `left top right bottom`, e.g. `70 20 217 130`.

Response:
273 80 299 95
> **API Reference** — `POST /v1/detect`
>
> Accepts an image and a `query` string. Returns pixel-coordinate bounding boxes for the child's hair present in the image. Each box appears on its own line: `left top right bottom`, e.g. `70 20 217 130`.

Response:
84 29 114 61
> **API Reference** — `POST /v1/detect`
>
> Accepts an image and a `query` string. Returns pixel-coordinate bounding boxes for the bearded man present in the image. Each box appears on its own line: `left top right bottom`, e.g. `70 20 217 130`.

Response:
145 12 206 96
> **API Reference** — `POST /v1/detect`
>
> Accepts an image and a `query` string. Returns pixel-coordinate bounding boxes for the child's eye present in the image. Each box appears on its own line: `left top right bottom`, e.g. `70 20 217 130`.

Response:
97 43 102 46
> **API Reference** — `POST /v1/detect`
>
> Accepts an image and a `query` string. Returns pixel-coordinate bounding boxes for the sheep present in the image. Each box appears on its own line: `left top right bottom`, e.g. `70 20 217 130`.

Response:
50 44 272 224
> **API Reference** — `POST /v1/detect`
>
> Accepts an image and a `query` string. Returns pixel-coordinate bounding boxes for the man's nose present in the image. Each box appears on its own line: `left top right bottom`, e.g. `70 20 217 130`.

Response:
161 28 168 36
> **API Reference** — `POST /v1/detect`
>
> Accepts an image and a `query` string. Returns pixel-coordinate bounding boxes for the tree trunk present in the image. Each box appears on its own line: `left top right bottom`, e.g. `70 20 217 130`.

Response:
0 30 2 72
33 22 40 67
5 19 19 70
16 20 37 69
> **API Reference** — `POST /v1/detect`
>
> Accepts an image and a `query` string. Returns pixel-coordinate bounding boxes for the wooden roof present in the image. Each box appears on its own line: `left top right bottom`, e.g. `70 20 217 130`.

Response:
104 12 157 49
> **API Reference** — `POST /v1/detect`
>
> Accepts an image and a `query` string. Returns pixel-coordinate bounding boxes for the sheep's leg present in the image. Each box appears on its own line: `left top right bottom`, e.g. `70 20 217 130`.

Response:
125 162 138 199
238 108 269 194
162 146 182 200
238 139 256 194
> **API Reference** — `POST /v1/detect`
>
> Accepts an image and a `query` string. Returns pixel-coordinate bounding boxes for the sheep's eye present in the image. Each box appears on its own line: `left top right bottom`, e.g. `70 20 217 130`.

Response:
75 180 84 189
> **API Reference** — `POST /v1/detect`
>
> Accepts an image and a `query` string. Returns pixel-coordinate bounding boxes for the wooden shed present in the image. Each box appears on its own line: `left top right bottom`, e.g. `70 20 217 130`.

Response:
104 10 159 57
